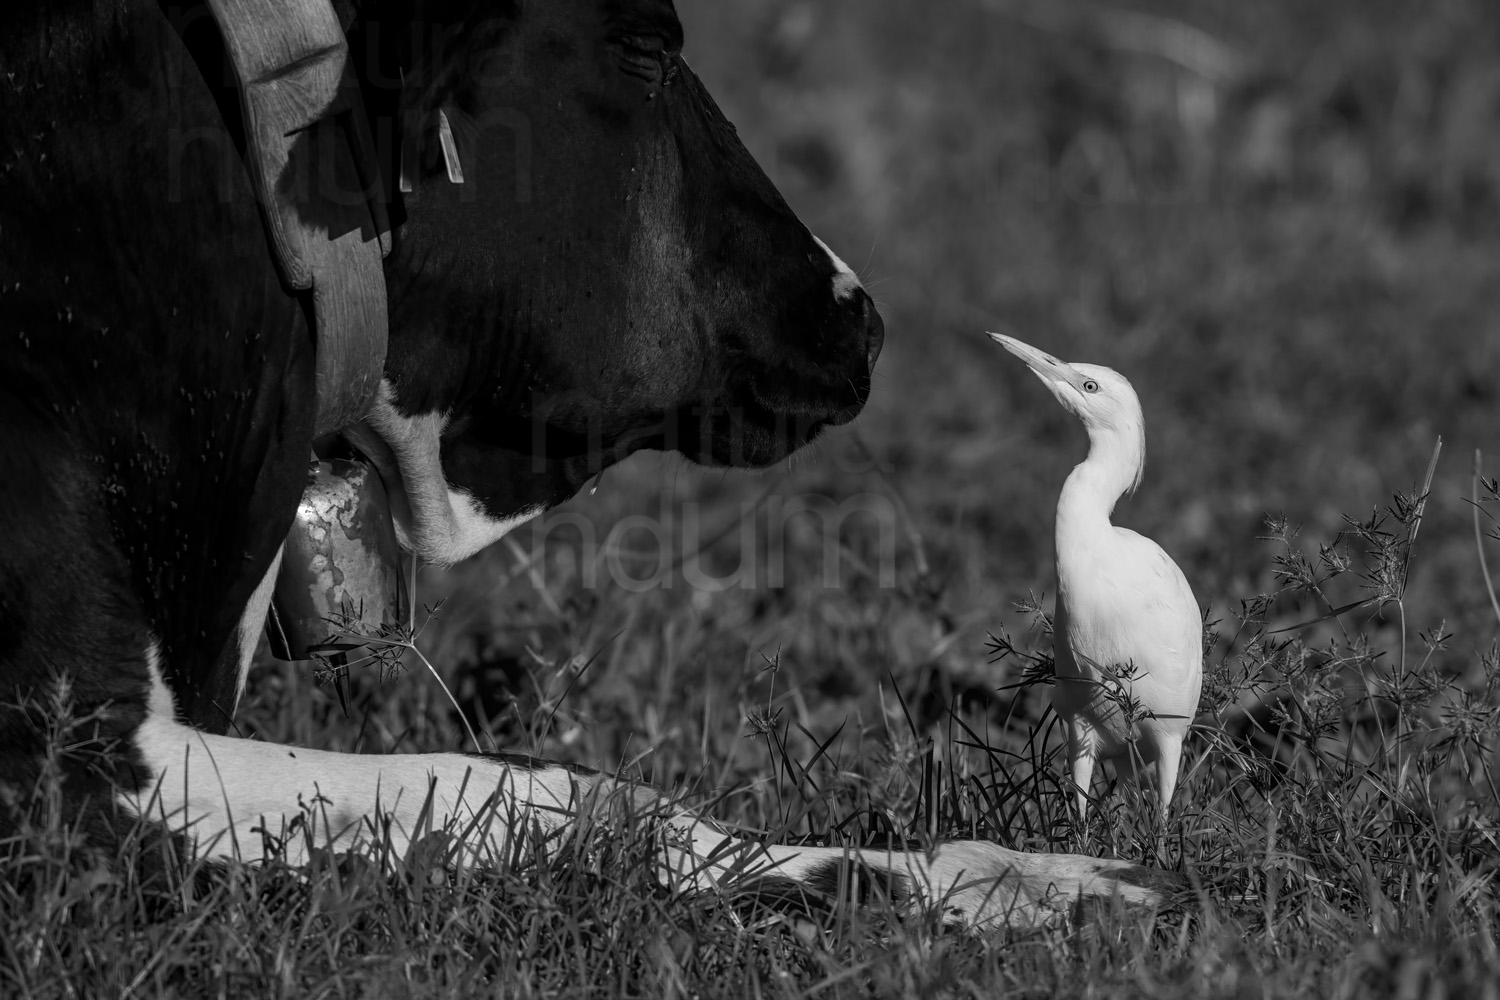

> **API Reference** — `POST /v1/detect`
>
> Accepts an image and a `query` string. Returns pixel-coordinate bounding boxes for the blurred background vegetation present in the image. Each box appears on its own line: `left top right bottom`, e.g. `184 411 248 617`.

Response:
22 4 1500 996
250 0 1500 831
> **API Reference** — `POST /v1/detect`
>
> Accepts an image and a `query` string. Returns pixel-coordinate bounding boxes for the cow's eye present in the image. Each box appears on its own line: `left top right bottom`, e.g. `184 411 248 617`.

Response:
620 34 666 55
618 35 667 81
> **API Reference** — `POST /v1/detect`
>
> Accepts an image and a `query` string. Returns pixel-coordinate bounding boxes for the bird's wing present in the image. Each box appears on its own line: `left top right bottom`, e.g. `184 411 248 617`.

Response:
1059 527 1202 676
1054 524 1203 751
1121 530 1201 667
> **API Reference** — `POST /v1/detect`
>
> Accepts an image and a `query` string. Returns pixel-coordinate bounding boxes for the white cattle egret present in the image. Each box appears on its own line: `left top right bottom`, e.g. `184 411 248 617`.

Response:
988 332 1202 820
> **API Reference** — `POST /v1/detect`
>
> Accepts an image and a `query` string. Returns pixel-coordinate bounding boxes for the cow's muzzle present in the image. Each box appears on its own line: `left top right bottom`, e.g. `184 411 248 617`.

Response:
862 291 886 373
770 288 882 428
696 289 882 465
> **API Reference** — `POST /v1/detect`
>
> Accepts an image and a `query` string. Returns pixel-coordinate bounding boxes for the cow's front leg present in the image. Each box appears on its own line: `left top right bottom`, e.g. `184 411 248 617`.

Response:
122 645 1186 930
123 645 608 866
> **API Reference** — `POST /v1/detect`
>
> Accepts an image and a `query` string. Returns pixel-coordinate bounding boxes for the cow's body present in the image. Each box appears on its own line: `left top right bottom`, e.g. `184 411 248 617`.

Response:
0 0 1179 928
2 0 314 751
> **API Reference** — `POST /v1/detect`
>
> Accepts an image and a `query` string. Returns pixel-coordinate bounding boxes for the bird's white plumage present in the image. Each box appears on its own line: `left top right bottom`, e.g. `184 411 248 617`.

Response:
988 332 1202 819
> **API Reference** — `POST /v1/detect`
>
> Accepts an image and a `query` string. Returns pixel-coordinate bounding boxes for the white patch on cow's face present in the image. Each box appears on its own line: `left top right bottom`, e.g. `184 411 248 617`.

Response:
234 544 283 711
812 234 862 302
348 382 542 567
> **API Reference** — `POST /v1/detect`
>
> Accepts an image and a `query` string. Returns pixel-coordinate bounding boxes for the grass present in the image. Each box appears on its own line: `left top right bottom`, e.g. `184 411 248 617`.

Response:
8 461 1500 997
8 0 1500 996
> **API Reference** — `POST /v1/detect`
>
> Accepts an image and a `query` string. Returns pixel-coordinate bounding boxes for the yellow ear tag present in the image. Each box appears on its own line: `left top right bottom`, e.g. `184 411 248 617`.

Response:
437 108 464 184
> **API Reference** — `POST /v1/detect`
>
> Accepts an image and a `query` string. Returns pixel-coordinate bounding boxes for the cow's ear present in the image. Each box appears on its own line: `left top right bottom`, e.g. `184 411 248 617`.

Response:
390 0 518 114
343 4 414 220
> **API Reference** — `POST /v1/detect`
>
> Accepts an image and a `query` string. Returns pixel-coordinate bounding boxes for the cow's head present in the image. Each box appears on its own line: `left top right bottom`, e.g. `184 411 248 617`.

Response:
342 0 882 565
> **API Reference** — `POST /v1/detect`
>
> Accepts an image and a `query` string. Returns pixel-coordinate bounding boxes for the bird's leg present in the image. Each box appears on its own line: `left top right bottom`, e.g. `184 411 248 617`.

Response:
1151 735 1184 865
1067 722 1095 826
1154 735 1182 819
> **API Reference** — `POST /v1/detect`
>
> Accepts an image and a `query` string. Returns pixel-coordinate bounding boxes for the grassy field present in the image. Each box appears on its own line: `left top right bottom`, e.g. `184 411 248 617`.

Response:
8 0 1500 996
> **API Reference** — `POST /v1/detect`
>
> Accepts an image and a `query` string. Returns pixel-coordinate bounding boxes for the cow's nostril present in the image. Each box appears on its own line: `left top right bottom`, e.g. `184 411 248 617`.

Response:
864 298 885 372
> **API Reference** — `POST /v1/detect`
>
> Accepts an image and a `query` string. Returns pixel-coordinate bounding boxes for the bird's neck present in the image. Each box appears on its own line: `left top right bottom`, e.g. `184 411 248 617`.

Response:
1056 423 1144 540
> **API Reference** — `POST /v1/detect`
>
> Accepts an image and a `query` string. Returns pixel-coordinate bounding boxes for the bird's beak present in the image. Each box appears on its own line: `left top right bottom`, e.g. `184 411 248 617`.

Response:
986 332 1089 392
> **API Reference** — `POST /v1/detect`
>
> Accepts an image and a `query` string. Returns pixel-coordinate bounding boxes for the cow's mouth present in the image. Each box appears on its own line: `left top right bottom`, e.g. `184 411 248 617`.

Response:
664 373 870 469
711 305 883 466
673 292 884 468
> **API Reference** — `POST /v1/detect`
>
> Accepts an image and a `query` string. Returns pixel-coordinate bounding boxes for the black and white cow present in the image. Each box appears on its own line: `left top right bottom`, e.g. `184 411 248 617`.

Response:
0 0 1180 927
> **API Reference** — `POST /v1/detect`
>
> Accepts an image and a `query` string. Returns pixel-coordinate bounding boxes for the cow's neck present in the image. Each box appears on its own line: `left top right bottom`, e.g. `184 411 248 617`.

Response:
341 382 541 566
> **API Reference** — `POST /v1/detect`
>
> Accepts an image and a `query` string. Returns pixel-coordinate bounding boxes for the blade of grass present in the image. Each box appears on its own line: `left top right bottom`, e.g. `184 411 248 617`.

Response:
1474 449 1500 629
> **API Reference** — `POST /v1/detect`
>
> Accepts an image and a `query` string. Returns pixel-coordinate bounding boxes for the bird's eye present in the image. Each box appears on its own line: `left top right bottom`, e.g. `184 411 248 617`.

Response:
1083 380 1100 393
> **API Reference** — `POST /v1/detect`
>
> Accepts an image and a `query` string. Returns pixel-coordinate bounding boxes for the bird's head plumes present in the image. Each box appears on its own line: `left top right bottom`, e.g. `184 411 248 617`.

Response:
986 332 1147 493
